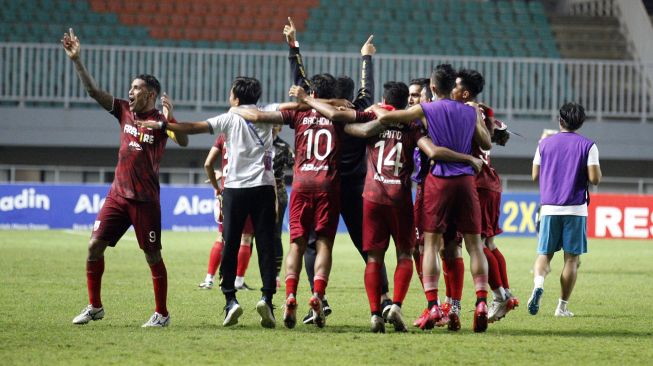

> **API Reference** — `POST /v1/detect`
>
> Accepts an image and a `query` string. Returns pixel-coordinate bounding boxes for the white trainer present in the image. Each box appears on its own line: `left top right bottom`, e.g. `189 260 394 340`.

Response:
72 305 105 325
387 304 407 332
554 308 574 317
370 314 385 333
223 300 243 326
488 298 510 323
198 280 214 290
256 299 276 328
142 312 170 327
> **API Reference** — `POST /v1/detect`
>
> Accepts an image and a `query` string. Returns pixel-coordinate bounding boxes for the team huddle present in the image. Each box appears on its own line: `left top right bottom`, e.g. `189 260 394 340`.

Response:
62 17 601 333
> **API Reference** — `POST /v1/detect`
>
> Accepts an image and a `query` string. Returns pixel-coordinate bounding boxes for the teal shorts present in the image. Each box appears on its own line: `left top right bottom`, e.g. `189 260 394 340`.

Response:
537 215 587 256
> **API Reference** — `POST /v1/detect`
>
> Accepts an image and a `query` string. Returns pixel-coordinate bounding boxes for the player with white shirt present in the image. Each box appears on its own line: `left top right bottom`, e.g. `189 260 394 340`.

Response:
529 102 601 317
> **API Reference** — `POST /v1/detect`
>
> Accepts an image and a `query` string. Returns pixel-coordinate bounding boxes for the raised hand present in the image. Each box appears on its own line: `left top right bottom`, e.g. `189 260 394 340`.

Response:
283 17 297 44
161 93 174 121
61 28 81 60
361 35 376 56
288 85 308 101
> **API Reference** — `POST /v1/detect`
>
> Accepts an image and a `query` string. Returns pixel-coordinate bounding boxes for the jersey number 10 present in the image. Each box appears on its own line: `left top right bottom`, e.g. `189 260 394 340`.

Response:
303 129 333 161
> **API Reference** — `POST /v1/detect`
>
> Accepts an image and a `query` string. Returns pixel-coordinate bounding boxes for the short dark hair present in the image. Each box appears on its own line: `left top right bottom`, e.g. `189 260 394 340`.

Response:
457 69 485 98
231 76 262 105
559 102 586 131
430 64 456 96
383 81 409 110
136 74 161 96
336 75 354 101
409 77 432 100
310 73 337 99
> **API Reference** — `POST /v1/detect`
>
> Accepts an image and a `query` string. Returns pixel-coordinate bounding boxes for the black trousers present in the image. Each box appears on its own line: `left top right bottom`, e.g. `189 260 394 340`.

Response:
304 175 389 294
221 185 277 299
273 192 288 275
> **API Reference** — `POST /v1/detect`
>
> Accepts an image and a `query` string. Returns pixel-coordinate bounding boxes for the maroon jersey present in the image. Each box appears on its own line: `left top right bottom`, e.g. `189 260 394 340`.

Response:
281 109 346 192
213 133 227 190
363 121 425 205
109 99 171 202
473 144 502 192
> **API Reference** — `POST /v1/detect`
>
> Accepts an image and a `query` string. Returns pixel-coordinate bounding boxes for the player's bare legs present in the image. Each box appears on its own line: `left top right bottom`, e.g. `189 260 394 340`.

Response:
417 231 446 330
283 236 306 329
556 252 580 317
463 233 489 332
528 253 553 315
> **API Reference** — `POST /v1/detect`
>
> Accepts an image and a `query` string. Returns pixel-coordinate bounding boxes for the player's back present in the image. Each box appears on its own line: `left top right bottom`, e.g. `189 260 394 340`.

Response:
281 109 344 192
363 123 422 205
421 99 476 177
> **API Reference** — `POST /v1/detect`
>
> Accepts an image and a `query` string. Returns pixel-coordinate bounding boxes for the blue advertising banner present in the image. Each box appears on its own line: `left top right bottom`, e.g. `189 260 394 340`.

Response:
0 184 539 237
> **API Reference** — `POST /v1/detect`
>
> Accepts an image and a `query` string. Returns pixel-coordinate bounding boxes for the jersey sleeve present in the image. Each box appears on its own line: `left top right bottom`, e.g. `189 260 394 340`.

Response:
289 46 311 92
109 98 126 122
354 110 376 122
206 114 228 135
280 110 296 128
533 146 541 165
352 55 374 111
587 144 600 166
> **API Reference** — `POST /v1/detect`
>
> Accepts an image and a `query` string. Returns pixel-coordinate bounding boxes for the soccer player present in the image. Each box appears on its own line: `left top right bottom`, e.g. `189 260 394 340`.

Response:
378 64 493 332
282 18 392 323
272 125 295 287
451 69 519 323
528 102 601 317
230 75 363 329
63 28 188 328
199 134 256 291
408 78 433 108
293 81 482 333
138 77 280 329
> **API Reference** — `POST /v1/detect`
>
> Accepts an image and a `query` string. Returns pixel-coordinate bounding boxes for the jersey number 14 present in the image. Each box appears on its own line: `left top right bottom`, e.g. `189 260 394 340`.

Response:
374 141 403 176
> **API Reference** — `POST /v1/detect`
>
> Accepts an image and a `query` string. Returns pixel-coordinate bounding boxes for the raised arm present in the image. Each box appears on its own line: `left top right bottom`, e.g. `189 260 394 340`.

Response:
161 93 188 146
62 28 113 111
378 104 425 126
417 136 483 173
229 107 285 125
289 85 358 122
352 35 375 110
284 17 311 91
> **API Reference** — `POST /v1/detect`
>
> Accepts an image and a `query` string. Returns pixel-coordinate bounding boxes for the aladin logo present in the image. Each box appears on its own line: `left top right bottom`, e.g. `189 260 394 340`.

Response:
173 195 216 215
0 188 50 211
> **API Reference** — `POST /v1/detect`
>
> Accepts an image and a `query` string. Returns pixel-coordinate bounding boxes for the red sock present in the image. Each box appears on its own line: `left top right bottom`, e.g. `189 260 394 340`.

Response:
364 262 382 313
150 259 168 316
207 240 224 276
314 274 328 298
452 257 465 301
483 247 504 290
492 248 510 289
425 289 439 303
236 244 252 277
86 259 104 308
441 255 452 298
473 274 488 300
393 258 413 304
285 273 298 297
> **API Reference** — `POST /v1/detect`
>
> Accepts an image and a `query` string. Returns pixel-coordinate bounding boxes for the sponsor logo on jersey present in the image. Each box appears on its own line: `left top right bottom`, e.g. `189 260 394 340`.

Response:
300 163 329 172
74 194 106 214
0 188 50 211
374 173 401 185
173 195 217 215
124 123 155 144
128 141 143 151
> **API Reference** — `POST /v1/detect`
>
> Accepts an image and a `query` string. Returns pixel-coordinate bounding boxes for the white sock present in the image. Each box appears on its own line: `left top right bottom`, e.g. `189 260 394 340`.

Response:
235 276 244 287
534 275 545 289
205 274 214 283
493 287 507 301
557 299 568 309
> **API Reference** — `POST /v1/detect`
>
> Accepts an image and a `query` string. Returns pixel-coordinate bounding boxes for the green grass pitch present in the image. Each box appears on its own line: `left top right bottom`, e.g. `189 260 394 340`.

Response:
1 230 652 365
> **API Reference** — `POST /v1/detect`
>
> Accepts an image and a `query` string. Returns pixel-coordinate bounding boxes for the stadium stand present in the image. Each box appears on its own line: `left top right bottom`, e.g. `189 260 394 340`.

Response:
550 15 630 60
1 0 560 58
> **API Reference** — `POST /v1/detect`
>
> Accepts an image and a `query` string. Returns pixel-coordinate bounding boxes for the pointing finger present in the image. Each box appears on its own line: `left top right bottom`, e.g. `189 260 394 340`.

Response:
288 17 295 28
365 35 374 44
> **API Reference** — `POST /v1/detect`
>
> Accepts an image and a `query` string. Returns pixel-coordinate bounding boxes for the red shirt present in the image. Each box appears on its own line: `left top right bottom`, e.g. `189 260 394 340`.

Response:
474 108 502 192
109 99 171 202
281 109 346 192
362 117 425 205
213 134 227 189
